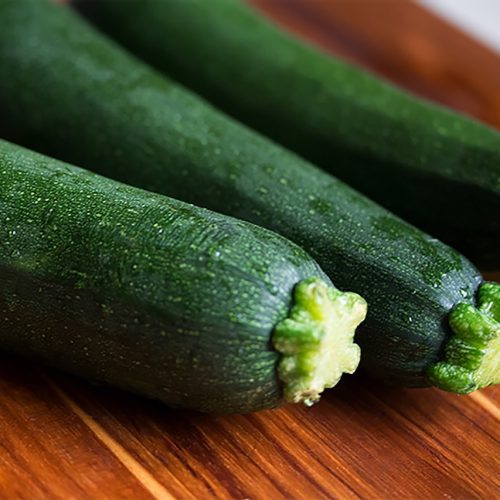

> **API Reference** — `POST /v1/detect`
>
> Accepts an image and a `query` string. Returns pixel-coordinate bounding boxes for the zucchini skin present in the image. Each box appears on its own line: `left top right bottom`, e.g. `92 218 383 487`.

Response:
0 139 330 414
0 0 484 388
75 0 500 257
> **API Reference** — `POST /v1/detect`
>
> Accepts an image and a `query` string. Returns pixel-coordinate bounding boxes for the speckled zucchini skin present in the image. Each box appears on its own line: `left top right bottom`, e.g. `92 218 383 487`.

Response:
75 0 500 259
0 139 331 414
0 0 484 387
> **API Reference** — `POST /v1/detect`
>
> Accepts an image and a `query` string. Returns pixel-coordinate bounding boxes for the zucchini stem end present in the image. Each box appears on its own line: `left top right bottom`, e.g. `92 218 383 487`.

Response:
273 277 367 406
428 282 500 393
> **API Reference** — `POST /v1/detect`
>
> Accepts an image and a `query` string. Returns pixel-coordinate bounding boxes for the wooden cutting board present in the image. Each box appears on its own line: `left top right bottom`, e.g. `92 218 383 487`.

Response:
1 1 499 498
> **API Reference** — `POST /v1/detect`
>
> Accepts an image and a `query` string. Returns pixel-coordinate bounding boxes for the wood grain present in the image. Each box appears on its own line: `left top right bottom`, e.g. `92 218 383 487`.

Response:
0 358 151 499
53 373 500 499
0 1 499 498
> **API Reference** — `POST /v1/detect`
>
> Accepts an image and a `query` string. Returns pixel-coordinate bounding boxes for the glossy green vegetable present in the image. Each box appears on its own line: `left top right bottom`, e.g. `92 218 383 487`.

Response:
76 0 500 261
428 283 500 393
0 0 498 392
0 138 366 413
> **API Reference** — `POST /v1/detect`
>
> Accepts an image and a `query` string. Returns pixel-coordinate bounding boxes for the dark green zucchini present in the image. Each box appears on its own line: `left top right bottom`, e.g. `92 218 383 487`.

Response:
0 0 498 393
0 138 366 413
75 0 500 262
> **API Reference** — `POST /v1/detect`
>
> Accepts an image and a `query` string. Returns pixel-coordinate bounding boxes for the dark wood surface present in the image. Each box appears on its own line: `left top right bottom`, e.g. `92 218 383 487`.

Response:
1 1 499 498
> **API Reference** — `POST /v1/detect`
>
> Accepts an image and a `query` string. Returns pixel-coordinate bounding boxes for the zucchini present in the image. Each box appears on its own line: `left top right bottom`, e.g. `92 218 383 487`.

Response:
0 138 366 413
75 0 500 260
0 0 498 393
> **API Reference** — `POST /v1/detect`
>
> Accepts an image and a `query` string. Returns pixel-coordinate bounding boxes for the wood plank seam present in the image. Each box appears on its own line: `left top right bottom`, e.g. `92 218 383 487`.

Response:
42 374 174 500
468 392 500 421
